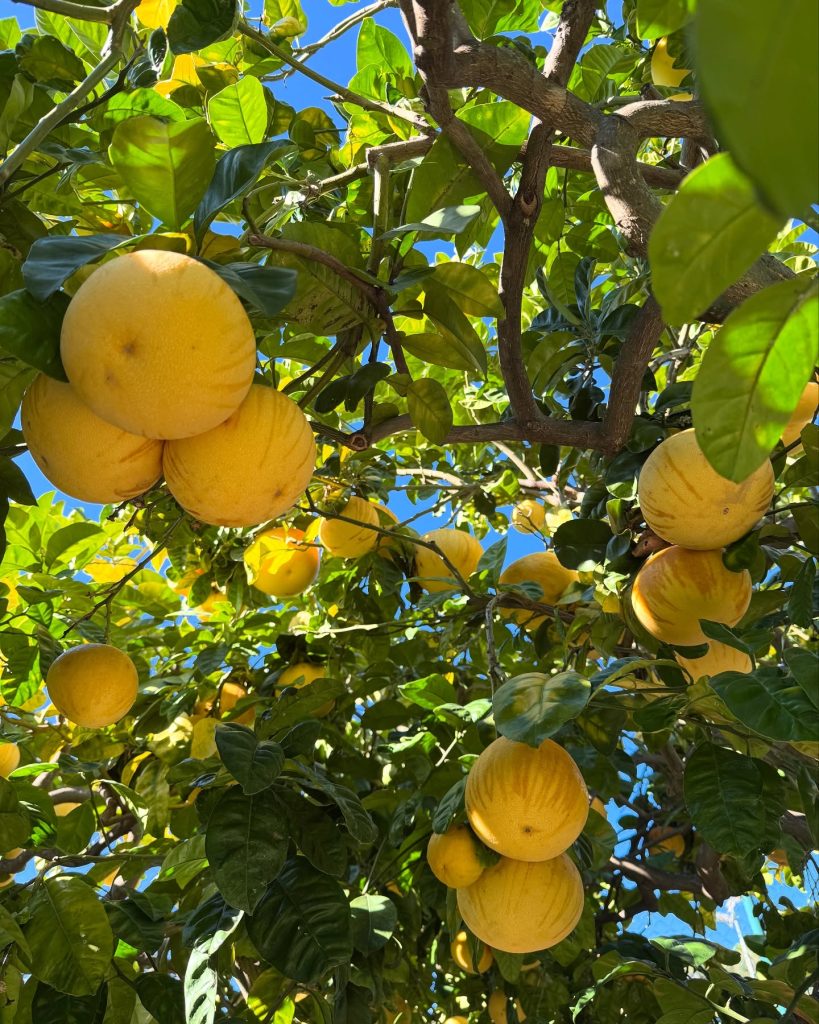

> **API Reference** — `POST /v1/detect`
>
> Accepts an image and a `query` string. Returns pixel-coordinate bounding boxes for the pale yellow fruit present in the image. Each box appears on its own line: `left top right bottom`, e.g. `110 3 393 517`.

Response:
489 991 526 1024
631 547 752 647
781 380 818 447
457 853 584 954
61 250 256 439
0 743 20 777
414 528 482 593
676 640 752 680
55 802 81 817
21 375 163 503
512 499 545 534
426 824 485 888
46 644 138 728
637 429 774 549
499 551 578 628
319 497 380 558
244 526 320 597
278 663 333 717
466 737 588 862
219 681 255 725
651 37 690 88
647 827 685 857
444 1018 469 1024
450 929 493 974
164 384 316 527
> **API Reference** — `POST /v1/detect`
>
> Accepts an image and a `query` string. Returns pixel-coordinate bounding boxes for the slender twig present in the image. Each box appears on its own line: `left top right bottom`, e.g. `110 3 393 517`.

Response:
295 0 398 59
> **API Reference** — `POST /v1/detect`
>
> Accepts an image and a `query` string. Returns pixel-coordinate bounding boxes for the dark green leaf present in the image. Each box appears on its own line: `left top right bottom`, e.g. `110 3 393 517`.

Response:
350 894 397 952
201 260 297 317
552 519 613 570
698 620 752 660
30 984 107 1024
0 776 30 851
493 671 591 747
167 0 236 54
214 723 284 795
296 764 377 845
0 456 36 505
712 667 819 741
134 974 185 1024
194 141 286 242
0 289 69 379
22 235 129 302
432 778 466 834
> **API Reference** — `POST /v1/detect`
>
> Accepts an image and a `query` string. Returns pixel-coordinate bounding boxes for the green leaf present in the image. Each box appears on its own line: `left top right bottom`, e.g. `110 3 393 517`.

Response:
184 896 242 1024
201 260 297 317
429 261 503 318
493 671 591 747
16 33 85 86
711 667 819 741
649 154 783 324
246 858 353 983
423 281 487 375
296 764 378 845
552 519 613 571
0 289 69 380
204 787 288 912
208 76 267 148
698 620 753 660
194 141 285 243
167 0 236 54
400 331 483 374
406 378 453 445
787 558 816 630
432 778 466 834
356 20 412 77
0 777 30 851
694 0 819 217
636 0 691 39
350 894 397 952
24 876 113 996
399 673 457 711
0 359 35 436
692 277 818 480
461 0 542 36
30 984 108 1024
214 723 284 795
22 234 128 301
109 116 216 230
381 205 482 240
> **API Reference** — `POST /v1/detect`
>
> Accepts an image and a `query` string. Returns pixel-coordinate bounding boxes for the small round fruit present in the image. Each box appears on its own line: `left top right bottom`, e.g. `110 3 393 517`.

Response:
46 645 138 728
60 250 256 439
466 737 588 862
651 37 690 88
457 853 583 954
489 991 526 1024
781 380 818 447
631 547 752 647
0 743 20 777
637 429 774 549
414 529 482 593
278 663 333 717
219 681 254 725
450 929 493 974
164 384 316 527
499 551 578 628
647 827 685 857
22 375 163 503
319 497 380 558
512 499 545 534
426 825 485 888
244 526 320 597
676 640 752 681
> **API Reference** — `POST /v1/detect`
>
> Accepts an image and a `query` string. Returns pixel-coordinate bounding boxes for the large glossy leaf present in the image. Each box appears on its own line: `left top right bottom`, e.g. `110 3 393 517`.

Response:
692 277 818 480
406 378 453 445
167 0 235 53
200 260 297 317
428 262 503 319
553 519 613 571
356 19 412 77
134 975 185 1024
215 723 284 795
193 141 285 242
0 289 69 380
493 671 591 747
184 895 242 1024
208 76 267 148
711 668 819 741
350 894 397 952
30 984 108 1024
649 154 782 324
246 858 353 982
461 0 542 36
296 764 378 845
694 0 818 217
0 777 29 851
636 0 691 38
204 787 288 912
22 234 129 301
423 281 488 375
24 876 114 996
109 116 216 229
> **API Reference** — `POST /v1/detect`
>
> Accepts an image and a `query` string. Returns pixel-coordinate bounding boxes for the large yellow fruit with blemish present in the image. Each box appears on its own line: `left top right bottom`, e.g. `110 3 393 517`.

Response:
319 497 381 558
651 37 690 88
631 547 752 647
450 929 493 974
489 991 526 1023
466 737 588 862
426 824 485 888
244 526 320 597
414 528 483 593
512 499 545 534
21 375 163 503
676 640 752 681
278 663 334 717
46 644 138 728
219 681 254 725
164 384 316 527
782 380 818 447
499 551 578 629
458 853 584 954
0 743 20 777
61 250 256 439
637 429 774 549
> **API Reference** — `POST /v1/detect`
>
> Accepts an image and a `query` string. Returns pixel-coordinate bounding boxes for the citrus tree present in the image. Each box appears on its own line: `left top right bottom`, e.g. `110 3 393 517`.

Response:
0 0 817 1021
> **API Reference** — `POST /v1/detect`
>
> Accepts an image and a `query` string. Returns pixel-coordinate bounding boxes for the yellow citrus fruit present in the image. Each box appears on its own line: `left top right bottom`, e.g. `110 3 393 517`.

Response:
466 737 588 862
373 504 401 557
164 384 316 527
55 802 81 817
637 429 774 549
61 250 256 439
414 528 483 593
512 499 545 534
319 497 380 558
46 644 138 728
782 380 818 447
244 526 320 597
21 375 163 504
450 929 493 974
499 551 578 628
489 991 526 1024
219 681 254 725
426 824 485 888
457 853 584 954
647 827 685 857
444 1019 469 1024
631 547 752 647
651 37 691 88
190 717 218 759
278 663 333 717
676 640 752 680
0 743 20 777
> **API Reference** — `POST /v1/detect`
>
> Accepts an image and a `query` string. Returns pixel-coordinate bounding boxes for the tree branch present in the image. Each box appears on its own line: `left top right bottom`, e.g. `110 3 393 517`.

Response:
11 0 114 22
610 855 704 896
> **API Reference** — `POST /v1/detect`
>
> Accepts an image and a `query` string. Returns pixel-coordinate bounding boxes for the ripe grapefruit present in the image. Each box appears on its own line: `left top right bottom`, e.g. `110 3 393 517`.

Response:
450 929 493 974
414 528 482 593
244 525 320 597
0 743 20 777
499 551 578 628
781 380 818 447
426 824 485 888
46 644 138 728
676 640 752 680
319 497 380 558
651 37 690 88
512 499 545 534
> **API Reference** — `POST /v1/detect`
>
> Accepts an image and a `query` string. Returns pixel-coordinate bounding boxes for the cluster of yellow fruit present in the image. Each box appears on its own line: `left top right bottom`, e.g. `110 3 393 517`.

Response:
428 736 588 955
22 250 316 529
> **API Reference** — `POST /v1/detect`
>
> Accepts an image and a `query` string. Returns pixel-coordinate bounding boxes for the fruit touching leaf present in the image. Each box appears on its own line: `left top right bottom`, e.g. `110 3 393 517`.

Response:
201 260 297 316
406 378 453 445
0 289 69 380
22 234 128 301
552 519 613 571
493 671 591 747
432 778 467 834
